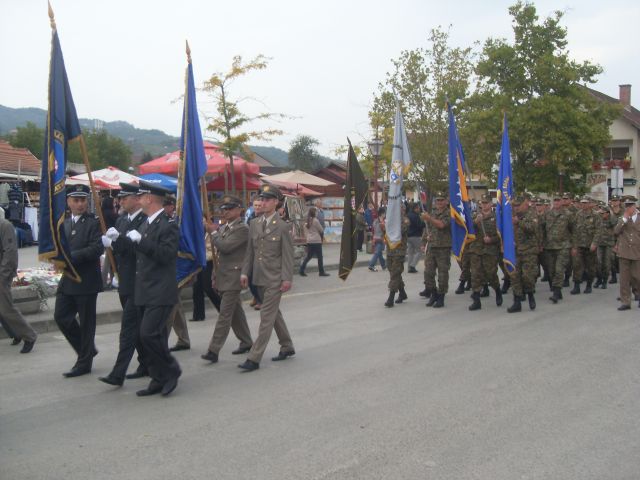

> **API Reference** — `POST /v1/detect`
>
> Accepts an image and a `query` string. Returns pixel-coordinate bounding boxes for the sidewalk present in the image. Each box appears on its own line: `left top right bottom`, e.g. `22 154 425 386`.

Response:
4 243 373 338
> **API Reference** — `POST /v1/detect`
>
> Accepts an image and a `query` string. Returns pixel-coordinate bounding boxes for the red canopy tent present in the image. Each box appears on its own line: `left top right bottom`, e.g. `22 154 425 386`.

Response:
206 173 261 191
138 141 259 176
67 166 141 190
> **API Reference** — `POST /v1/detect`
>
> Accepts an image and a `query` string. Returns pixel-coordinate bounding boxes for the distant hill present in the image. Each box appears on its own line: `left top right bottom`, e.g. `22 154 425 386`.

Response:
0 105 179 158
248 145 289 167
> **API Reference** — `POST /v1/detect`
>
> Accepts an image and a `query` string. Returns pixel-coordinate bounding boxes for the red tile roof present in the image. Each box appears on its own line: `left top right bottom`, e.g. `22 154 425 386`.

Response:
0 140 41 176
586 87 640 130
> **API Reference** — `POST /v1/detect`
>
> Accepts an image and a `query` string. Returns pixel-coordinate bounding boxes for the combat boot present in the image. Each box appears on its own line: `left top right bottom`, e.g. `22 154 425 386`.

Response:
550 287 561 304
583 280 592 294
527 292 536 310
419 287 430 297
494 287 503 306
541 272 549 282
609 271 617 284
384 291 396 308
563 273 570 287
507 295 522 313
594 276 602 288
465 280 471 291
600 279 607 289
480 284 490 297
501 276 511 294
426 291 438 307
469 292 481 311
570 282 581 295
455 280 466 294
395 287 408 304
433 293 445 308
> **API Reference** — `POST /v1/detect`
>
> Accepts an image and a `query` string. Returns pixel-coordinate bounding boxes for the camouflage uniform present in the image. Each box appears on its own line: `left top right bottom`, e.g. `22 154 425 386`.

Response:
468 211 500 292
571 205 602 288
387 218 408 292
597 210 616 286
424 207 451 294
610 205 623 282
541 207 573 290
511 208 540 296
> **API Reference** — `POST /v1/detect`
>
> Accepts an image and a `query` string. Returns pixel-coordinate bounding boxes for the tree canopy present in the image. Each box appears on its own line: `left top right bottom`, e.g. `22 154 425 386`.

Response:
288 135 323 172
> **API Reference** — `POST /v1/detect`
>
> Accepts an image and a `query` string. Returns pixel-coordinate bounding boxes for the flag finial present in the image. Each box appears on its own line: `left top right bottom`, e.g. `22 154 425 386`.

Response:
48 1 56 30
186 40 192 64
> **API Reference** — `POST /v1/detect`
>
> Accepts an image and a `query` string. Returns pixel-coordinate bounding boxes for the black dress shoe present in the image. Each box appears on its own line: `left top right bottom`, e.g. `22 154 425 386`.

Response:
272 350 295 361
63 367 91 378
20 339 35 353
319 272 330 277
10 337 21 346
299 271 307 276
231 346 251 355
125 370 147 379
618 304 631 311
201 351 218 363
238 360 260 371
98 375 124 387
136 382 163 397
169 344 190 352
161 374 181 396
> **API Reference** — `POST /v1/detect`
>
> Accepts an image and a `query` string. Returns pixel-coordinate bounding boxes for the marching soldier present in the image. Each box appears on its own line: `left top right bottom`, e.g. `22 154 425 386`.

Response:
541 194 574 303
239 185 295 371
129 180 181 397
595 204 616 289
535 198 550 282
562 193 578 287
455 250 471 294
609 195 623 284
384 206 409 307
201 195 253 363
570 196 602 294
613 195 640 310
421 192 451 308
54 184 104 377
467 194 502 311
507 195 539 312
98 182 148 386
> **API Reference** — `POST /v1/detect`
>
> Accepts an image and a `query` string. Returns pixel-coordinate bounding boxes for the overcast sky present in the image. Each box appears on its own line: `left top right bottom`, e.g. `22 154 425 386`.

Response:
1 0 638 157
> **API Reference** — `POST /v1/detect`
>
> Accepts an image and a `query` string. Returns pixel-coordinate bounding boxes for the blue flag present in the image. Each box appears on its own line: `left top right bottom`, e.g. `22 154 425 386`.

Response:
38 29 82 282
447 102 475 260
176 59 208 287
496 114 516 272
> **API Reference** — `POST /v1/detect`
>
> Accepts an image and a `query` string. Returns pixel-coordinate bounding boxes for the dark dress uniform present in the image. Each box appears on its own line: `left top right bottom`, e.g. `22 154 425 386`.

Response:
134 203 181 394
100 183 149 384
54 190 104 376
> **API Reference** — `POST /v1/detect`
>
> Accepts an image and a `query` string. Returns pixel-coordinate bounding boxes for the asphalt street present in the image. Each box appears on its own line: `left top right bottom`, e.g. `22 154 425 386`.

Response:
1 263 639 480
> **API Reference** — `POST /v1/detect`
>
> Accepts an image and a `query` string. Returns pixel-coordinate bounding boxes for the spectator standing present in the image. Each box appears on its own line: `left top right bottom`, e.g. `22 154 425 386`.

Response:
299 207 330 277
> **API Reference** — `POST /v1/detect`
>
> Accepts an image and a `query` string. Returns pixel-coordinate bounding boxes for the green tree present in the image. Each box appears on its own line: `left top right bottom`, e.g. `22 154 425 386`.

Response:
203 55 285 193
8 122 45 159
288 135 323 172
67 129 132 171
464 1 620 193
370 27 476 202
140 151 154 164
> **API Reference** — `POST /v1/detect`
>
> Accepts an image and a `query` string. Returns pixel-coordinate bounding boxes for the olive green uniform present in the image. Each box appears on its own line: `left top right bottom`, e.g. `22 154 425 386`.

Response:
468 211 500 292
572 208 602 283
597 212 616 282
541 208 574 288
511 208 540 296
423 208 451 294
387 218 409 292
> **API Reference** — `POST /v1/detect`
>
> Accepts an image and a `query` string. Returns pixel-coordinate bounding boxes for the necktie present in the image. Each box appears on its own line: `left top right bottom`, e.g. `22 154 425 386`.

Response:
262 218 267 232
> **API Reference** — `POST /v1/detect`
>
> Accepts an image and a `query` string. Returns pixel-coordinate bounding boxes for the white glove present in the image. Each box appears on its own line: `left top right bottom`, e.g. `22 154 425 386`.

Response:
126 230 142 244
101 235 112 248
105 227 120 240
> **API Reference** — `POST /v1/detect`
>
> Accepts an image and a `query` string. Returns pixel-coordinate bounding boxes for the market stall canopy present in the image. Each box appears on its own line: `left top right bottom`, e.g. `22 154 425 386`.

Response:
260 170 335 186
138 141 260 176
67 166 141 190
138 173 178 193
263 178 323 196
206 173 261 191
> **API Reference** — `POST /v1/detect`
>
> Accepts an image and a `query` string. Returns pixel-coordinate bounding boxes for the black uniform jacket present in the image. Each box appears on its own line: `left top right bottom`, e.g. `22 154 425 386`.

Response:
58 213 104 296
134 210 179 307
111 211 147 297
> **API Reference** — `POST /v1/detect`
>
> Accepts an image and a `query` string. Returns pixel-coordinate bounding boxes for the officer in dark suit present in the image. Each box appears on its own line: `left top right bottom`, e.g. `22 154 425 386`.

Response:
54 184 104 378
129 180 181 397
98 182 148 387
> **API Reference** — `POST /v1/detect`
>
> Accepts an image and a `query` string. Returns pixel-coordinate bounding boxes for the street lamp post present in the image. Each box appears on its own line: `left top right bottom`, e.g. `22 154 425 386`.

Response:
368 136 384 210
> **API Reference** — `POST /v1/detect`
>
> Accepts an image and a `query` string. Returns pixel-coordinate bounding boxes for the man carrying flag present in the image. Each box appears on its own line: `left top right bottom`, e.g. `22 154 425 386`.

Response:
383 101 412 307
41 11 104 377
338 140 368 282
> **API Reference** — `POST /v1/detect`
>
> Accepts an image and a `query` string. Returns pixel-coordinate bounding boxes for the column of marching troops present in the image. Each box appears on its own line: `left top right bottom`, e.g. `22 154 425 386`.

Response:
383 191 640 313
11 180 295 397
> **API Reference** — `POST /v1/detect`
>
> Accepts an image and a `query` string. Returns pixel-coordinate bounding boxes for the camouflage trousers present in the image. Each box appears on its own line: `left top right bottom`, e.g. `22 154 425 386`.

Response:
510 252 538 296
572 246 597 282
597 245 613 280
424 247 451 294
458 250 471 282
545 249 570 288
387 255 405 292
469 252 500 292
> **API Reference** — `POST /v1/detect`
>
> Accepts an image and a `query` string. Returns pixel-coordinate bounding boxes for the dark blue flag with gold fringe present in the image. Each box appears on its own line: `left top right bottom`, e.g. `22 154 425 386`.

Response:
496 113 516 272
447 102 476 260
176 44 207 287
38 21 82 282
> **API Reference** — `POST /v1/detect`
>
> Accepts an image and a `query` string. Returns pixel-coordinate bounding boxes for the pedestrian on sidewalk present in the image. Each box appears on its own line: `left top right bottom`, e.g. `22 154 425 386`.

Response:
299 207 330 277
0 207 37 353
368 207 386 272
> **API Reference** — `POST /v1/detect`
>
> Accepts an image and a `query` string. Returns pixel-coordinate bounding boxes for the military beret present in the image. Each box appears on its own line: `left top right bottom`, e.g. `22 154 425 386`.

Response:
434 191 446 199
137 179 173 198
480 194 492 203
220 194 243 210
561 192 572 199
66 184 90 198
258 184 282 200
118 182 139 197
623 195 637 204
610 195 621 201
553 193 563 200
579 196 589 203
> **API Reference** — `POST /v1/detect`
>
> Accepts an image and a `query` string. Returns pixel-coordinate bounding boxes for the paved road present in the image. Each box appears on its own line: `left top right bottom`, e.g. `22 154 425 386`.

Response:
1 265 639 480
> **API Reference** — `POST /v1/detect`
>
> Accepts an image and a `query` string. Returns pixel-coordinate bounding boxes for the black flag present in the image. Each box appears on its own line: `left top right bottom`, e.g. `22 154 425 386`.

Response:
339 139 369 281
